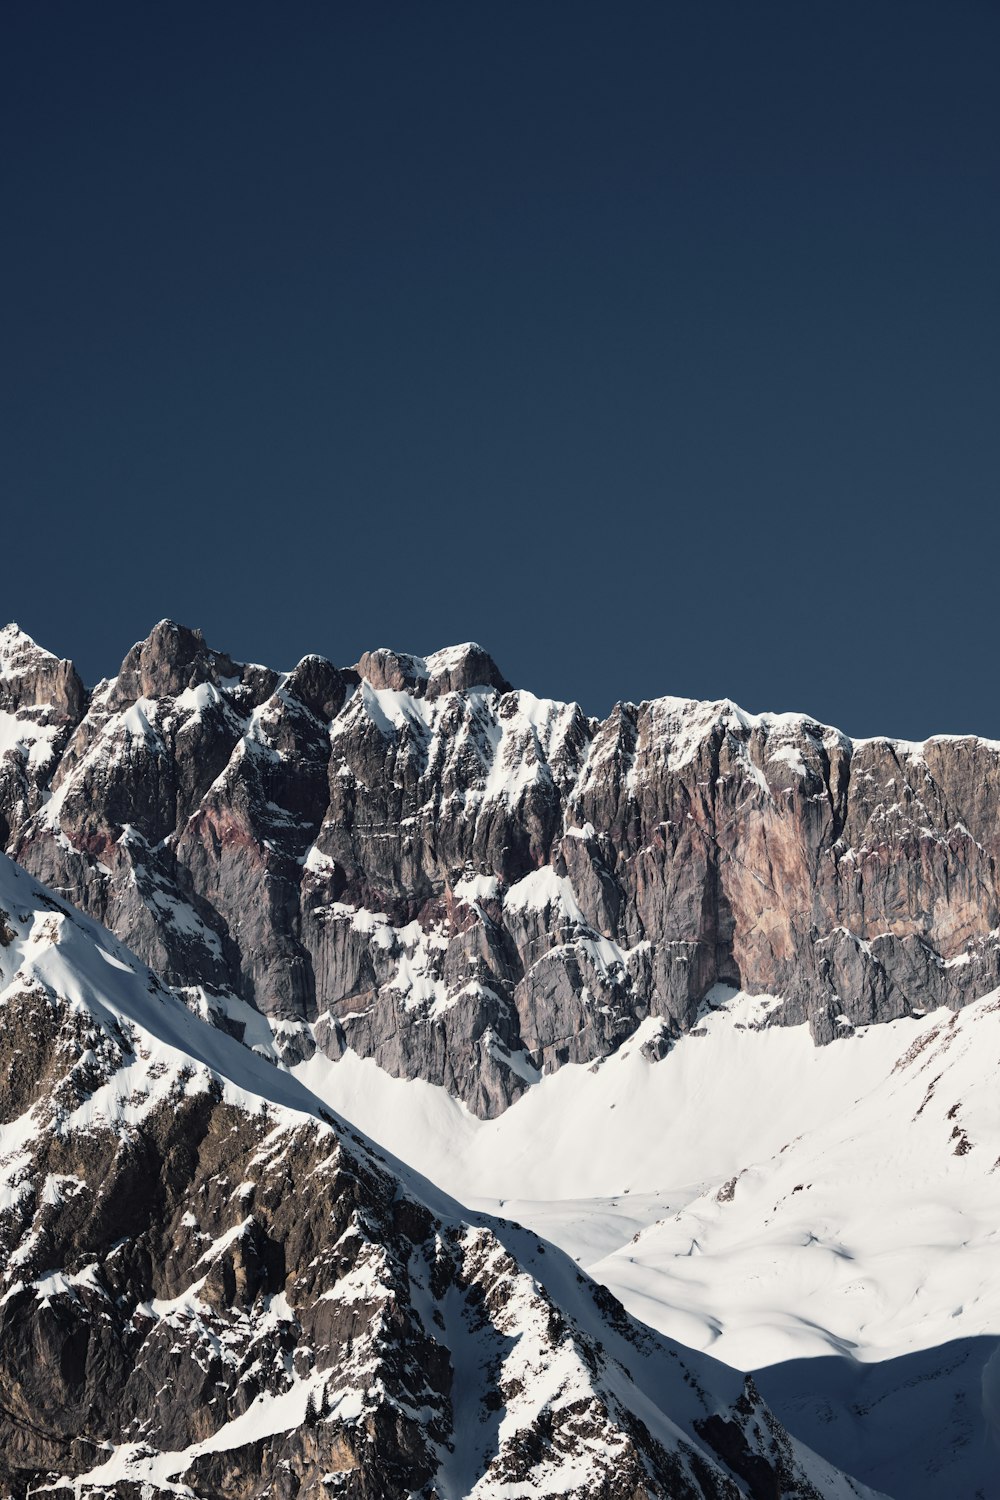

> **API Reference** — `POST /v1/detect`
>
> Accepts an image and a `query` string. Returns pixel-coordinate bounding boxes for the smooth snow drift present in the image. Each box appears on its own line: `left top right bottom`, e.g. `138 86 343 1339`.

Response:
293 986 1000 1497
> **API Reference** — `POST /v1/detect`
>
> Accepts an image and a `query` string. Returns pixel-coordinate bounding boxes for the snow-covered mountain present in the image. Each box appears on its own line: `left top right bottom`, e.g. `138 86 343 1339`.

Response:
0 852 878 1499
3 618 999 1495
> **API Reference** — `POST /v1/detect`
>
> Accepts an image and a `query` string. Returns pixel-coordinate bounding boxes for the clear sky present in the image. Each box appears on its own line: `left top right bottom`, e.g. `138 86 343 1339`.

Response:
4 2 998 737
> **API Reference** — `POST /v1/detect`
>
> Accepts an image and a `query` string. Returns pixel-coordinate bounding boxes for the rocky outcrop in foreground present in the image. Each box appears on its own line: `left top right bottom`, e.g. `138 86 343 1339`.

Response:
0 853 876 1498
3 619 998 1117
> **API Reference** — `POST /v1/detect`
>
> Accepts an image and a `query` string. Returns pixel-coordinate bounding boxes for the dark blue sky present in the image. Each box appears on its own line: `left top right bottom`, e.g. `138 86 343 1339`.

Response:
4 2 998 736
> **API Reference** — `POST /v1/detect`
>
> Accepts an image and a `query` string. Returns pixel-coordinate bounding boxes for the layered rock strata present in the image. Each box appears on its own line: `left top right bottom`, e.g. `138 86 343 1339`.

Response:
3 619 998 1117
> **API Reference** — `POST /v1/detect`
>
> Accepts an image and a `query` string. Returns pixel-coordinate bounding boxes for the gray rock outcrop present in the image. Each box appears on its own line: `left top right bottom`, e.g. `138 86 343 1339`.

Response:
3 619 999 1118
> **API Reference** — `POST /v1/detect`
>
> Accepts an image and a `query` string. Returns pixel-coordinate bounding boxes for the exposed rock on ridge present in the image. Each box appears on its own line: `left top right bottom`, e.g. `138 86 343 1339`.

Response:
0 624 85 846
3 620 999 1118
0 622 85 719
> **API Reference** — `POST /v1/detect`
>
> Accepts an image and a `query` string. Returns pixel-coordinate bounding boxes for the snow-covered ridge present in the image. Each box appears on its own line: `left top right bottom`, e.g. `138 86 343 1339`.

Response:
6 621 1000 829
0 854 333 1136
8 618 1000 757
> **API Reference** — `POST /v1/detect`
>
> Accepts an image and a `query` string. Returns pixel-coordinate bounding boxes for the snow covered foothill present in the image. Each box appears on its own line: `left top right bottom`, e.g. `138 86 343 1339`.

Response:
292 984 1000 1498
757 1334 1000 1500
293 989 901 1207
588 992 1000 1370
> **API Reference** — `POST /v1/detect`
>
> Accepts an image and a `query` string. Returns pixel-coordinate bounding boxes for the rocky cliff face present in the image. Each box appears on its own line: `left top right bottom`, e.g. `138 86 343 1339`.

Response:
3 619 999 1118
0 852 874 1499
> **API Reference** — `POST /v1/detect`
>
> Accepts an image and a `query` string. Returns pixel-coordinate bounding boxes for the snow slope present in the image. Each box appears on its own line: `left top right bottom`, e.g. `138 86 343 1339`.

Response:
292 988 1000 1496
589 994 1000 1368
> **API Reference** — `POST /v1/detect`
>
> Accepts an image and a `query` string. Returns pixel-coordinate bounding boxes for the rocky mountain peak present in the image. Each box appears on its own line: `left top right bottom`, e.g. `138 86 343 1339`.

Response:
0 622 85 719
104 619 282 720
0 621 45 674
285 654 353 721
112 618 240 703
356 641 511 700
356 647 429 694
423 641 512 698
